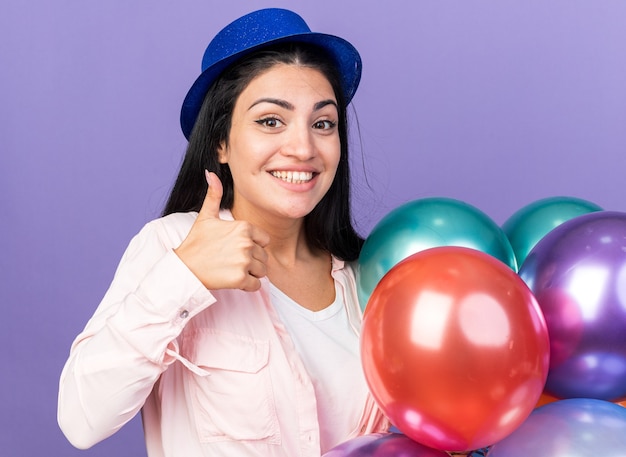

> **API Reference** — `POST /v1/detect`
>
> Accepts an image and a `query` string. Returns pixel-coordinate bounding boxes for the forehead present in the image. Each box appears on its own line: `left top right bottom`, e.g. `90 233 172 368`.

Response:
237 63 337 106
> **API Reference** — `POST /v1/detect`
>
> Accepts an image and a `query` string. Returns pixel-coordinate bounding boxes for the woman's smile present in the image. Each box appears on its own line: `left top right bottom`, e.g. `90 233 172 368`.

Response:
269 170 315 184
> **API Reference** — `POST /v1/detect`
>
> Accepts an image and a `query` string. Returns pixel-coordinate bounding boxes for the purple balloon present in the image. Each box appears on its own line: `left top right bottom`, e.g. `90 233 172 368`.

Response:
488 398 626 457
519 211 626 400
322 433 449 457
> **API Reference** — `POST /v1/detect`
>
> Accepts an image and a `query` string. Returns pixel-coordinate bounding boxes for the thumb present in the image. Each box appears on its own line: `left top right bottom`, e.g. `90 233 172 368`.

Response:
197 170 224 219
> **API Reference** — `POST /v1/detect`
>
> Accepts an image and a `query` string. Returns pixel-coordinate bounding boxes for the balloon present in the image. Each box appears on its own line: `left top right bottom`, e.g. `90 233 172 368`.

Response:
488 398 626 457
502 196 602 267
323 434 383 456
537 392 626 409
322 433 450 457
519 211 626 401
357 198 517 311
535 392 560 408
361 247 550 452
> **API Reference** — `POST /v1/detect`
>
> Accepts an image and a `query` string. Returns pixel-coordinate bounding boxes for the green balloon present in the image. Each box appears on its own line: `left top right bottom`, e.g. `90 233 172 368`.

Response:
357 197 517 312
502 196 603 268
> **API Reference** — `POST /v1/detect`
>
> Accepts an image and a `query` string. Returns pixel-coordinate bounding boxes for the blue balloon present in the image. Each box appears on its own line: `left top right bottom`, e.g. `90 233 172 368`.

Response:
488 398 626 457
502 196 602 267
357 198 517 311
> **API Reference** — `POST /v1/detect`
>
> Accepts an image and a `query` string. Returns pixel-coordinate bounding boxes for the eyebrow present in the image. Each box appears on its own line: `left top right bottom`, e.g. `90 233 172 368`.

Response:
248 98 338 112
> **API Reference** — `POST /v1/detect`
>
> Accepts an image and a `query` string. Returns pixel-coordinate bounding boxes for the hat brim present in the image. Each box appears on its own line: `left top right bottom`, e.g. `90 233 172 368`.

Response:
180 32 361 140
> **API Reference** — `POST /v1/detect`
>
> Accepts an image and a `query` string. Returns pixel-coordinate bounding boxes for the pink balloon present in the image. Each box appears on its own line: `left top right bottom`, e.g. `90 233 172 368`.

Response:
323 433 450 457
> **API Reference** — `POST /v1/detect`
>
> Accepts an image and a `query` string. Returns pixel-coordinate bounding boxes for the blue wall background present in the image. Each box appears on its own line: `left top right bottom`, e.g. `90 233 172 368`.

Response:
2 1 625 456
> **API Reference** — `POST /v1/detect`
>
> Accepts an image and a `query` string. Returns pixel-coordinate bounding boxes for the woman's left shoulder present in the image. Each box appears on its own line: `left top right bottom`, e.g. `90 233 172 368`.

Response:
332 256 358 280
333 256 357 269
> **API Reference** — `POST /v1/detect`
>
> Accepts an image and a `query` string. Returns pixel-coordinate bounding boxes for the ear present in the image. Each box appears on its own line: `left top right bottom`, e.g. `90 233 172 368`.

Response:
217 141 229 164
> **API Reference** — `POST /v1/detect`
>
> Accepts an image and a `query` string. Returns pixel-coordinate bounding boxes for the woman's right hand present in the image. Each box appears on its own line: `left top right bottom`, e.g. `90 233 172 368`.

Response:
174 171 270 292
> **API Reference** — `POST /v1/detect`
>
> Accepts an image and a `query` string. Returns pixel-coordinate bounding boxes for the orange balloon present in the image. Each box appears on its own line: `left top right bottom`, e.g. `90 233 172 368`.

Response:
361 247 550 452
535 392 626 409
535 392 559 408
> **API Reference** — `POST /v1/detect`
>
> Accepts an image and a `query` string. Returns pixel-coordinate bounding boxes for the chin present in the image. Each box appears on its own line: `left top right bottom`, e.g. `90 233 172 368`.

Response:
275 203 319 220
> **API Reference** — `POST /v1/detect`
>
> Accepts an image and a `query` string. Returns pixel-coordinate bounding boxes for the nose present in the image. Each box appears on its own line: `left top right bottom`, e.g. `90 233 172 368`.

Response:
282 122 316 160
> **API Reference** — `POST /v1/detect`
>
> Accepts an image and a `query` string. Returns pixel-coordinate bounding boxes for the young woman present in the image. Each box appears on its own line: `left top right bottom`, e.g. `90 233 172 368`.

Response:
58 8 389 457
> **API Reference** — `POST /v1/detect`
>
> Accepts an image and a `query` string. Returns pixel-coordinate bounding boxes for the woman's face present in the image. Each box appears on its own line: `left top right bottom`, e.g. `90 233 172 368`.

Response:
218 63 341 224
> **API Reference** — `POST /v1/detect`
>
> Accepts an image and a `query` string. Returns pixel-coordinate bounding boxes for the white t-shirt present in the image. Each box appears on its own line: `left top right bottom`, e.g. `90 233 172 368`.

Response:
269 281 370 451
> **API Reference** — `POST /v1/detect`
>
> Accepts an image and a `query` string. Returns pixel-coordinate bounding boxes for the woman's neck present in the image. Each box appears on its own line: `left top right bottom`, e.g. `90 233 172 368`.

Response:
230 206 314 265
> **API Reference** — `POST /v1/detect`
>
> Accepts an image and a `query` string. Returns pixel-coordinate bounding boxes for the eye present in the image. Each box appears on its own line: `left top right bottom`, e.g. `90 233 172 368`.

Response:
313 120 337 130
255 117 284 128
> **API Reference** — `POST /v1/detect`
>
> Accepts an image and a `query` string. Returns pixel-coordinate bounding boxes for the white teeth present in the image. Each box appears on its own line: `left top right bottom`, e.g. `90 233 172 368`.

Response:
271 171 314 183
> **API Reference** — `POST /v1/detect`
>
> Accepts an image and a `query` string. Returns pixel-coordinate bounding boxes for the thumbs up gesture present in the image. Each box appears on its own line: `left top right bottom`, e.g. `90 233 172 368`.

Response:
174 171 270 291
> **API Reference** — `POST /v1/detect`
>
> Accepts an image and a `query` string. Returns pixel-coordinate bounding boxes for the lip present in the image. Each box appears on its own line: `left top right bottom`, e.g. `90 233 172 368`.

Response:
268 165 319 173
